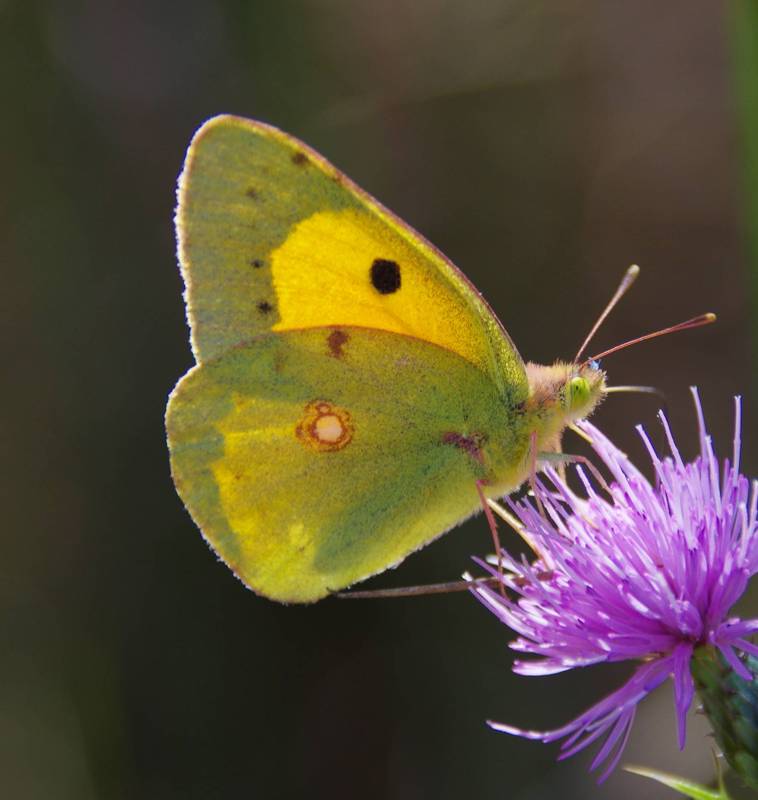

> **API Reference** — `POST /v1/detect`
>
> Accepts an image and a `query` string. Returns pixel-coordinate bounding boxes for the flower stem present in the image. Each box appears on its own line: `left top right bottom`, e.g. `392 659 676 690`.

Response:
691 645 758 790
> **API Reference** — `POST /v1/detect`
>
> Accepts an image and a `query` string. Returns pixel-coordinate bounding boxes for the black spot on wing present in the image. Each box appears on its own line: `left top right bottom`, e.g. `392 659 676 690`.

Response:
370 259 401 294
250 258 264 268
291 151 309 167
257 301 274 314
246 187 259 199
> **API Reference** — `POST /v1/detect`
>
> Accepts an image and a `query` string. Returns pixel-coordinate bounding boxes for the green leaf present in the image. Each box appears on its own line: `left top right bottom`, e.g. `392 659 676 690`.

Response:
625 765 731 800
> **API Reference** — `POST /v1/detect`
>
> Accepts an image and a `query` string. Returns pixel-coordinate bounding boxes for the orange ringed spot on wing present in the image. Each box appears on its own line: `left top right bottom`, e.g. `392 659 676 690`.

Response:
315 414 343 442
296 401 354 452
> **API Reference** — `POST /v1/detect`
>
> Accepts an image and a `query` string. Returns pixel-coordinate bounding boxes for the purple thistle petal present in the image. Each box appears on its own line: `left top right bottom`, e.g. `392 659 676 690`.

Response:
719 619 758 638
559 720 616 761
672 642 695 749
717 642 753 681
487 659 671 780
476 390 758 780
487 720 547 739
596 708 635 783
733 638 758 658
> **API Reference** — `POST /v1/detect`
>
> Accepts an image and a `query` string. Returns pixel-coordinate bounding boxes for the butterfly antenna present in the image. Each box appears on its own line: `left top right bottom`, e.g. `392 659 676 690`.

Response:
605 384 665 399
585 313 716 364
574 264 640 362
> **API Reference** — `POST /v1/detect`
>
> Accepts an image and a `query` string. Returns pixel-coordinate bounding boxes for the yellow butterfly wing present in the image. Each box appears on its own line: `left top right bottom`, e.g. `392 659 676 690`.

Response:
167 328 525 603
177 115 527 397
168 115 537 602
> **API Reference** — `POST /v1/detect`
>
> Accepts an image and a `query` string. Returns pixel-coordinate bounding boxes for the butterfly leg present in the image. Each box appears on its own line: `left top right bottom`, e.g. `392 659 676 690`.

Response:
528 430 548 520
475 479 507 597
536 450 612 497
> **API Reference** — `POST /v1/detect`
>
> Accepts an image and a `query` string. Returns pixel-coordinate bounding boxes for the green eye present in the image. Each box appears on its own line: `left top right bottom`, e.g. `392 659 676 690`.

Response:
566 376 591 410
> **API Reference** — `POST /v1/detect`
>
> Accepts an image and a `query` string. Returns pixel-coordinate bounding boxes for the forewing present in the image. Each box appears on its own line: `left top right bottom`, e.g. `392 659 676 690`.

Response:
177 115 527 402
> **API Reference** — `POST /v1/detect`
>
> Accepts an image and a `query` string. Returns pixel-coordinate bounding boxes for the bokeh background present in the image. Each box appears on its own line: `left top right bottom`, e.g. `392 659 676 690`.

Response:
3 1 757 798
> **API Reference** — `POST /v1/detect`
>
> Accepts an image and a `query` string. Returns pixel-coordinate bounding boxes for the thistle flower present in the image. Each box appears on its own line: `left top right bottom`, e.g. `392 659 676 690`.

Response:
473 389 758 782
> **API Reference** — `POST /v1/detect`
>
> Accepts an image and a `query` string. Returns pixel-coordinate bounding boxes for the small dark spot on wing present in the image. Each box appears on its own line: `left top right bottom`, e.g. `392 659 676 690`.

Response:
291 151 309 167
246 187 259 199
251 258 264 268
257 301 274 314
327 329 349 359
370 258 401 294
442 432 487 464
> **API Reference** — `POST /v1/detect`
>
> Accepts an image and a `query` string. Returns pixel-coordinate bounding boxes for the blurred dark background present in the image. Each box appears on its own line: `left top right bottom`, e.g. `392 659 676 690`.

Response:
3 1 756 798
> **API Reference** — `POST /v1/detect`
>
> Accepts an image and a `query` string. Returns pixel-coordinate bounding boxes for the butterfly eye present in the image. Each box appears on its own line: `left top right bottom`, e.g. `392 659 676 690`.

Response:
566 376 591 411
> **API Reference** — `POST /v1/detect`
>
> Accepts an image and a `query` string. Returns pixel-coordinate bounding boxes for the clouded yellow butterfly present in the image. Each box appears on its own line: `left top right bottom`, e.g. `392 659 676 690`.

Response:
165 115 607 603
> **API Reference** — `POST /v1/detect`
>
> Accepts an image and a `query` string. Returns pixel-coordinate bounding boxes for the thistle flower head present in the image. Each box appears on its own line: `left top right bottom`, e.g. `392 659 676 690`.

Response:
474 389 758 781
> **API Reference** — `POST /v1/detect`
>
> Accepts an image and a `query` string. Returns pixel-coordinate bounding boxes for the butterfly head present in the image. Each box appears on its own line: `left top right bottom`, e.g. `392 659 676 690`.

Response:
562 359 606 423
525 359 607 437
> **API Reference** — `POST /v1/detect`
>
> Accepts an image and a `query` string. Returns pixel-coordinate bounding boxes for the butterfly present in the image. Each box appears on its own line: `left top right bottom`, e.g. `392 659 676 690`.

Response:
165 115 608 603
